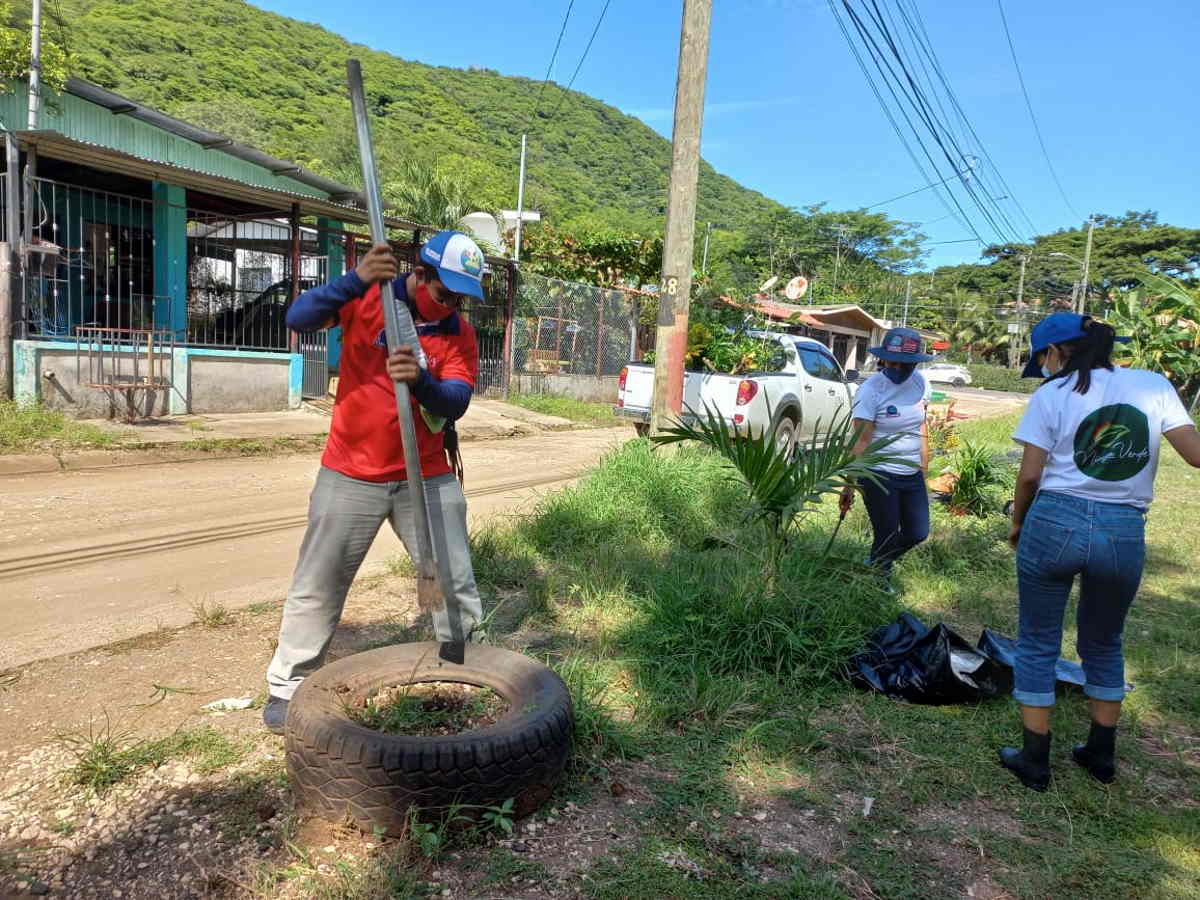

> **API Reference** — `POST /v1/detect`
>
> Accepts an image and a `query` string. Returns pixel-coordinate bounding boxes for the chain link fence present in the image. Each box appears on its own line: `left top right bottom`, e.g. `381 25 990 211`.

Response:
512 273 640 379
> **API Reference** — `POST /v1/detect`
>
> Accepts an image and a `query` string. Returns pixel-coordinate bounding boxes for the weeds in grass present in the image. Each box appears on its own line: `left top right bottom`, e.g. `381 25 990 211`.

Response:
58 720 248 793
0 399 121 451
191 598 233 628
350 683 508 737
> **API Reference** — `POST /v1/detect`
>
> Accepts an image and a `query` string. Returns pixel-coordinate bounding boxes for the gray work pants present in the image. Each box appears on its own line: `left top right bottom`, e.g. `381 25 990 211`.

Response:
267 466 483 700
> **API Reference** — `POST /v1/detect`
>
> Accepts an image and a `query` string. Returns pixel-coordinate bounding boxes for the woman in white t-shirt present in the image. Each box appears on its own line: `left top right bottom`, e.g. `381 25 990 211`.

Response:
999 313 1200 792
840 327 933 588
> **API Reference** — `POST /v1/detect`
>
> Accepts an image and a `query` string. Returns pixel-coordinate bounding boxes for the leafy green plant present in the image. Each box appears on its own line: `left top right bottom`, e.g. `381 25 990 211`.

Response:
481 798 516 837
946 441 1010 517
653 405 910 577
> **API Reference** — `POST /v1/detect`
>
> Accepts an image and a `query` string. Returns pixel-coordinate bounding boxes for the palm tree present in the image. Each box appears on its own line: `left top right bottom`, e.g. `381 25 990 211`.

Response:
383 158 499 242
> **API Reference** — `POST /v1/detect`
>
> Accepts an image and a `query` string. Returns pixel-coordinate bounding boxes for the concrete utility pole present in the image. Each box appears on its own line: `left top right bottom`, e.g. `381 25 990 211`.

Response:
28 0 42 130
1010 253 1028 369
513 134 528 263
701 222 713 275
1078 217 1096 315
830 224 849 300
649 0 712 435
901 278 911 327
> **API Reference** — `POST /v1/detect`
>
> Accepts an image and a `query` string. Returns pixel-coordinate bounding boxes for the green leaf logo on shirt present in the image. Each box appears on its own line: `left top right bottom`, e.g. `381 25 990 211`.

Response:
1073 404 1151 481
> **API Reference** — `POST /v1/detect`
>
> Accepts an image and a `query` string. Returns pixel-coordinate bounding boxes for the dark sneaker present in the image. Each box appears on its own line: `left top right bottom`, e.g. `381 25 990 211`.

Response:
263 696 289 735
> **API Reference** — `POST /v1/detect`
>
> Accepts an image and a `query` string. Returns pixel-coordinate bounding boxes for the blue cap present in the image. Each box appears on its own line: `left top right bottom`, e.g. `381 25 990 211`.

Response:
1020 312 1130 378
418 230 486 300
868 327 934 363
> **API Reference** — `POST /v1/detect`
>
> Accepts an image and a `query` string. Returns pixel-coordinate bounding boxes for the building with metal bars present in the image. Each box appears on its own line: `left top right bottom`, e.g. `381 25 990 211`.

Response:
0 76 516 418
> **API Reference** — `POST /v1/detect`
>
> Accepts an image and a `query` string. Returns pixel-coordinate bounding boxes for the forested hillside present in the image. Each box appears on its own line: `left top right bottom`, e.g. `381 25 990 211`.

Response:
43 0 779 233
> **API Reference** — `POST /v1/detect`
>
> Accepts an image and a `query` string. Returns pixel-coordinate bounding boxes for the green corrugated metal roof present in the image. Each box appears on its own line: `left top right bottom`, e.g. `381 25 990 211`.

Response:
0 82 328 199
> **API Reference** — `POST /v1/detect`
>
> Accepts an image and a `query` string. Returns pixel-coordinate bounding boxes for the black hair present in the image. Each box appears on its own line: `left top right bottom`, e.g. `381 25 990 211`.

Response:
1045 317 1116 394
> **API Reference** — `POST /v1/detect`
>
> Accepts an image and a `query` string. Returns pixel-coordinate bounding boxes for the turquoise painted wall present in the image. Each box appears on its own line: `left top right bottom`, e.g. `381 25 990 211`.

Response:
317 217 344 370
152 182 187 334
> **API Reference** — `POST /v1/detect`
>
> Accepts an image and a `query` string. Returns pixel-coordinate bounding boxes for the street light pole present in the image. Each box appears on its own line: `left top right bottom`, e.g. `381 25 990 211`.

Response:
701 222 713 275
1010 253 1028 369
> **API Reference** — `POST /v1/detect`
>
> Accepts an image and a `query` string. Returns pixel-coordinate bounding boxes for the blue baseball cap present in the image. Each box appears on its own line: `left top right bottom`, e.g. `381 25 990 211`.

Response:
1020 312 1130 378
418 230 486 300
869 327 934 363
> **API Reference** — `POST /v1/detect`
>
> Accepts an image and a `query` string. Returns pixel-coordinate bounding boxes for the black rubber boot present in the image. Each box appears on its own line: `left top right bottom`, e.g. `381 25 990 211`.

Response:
1072 722 1117 784
998 728 1052 792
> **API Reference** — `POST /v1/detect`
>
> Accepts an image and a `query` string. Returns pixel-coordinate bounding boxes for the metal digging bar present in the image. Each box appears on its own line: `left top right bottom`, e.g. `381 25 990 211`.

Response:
346 59 445 616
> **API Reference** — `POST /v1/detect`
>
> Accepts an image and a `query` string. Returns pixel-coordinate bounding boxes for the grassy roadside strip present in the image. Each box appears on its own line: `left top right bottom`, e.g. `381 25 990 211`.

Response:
465 417 1200 898
504 392 622 427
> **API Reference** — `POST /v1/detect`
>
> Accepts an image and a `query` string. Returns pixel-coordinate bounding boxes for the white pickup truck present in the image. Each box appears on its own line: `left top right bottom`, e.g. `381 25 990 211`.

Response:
614 331 860 453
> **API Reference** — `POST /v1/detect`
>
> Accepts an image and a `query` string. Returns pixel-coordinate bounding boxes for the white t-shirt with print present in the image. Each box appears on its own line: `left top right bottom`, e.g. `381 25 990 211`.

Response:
1013 367 1192 509
851 372 931 474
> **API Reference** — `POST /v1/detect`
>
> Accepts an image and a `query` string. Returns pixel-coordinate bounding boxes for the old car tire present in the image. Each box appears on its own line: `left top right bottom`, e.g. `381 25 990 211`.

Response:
284 642 573 836
634 422 650 438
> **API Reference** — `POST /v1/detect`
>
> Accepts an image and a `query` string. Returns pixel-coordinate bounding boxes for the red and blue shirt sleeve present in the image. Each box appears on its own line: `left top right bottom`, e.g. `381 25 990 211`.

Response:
285 270 370 331
412 321 478 420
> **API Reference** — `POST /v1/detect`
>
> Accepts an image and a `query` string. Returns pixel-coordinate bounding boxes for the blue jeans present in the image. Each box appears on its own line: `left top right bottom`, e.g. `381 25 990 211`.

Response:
1014 491 1146 707
860 470 930 572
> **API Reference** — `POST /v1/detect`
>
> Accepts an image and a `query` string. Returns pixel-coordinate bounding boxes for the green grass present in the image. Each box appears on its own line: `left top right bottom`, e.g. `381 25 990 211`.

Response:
59 723 250 793
190 598 234 628
350 684 508 737
0 400 122 452
460 421 1200 898
505 392 620 426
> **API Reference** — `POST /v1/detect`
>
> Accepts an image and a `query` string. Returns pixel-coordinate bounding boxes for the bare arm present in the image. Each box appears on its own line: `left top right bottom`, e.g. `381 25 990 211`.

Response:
1008 443 1048 549
1164 424 1200 467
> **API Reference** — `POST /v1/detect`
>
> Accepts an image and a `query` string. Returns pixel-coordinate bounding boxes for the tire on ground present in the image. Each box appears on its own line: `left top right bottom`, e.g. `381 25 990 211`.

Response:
634 422 650 438
284 642 573 836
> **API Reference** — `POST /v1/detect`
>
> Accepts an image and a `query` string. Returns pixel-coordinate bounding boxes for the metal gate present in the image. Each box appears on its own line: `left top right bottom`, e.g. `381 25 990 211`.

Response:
298 330 329 398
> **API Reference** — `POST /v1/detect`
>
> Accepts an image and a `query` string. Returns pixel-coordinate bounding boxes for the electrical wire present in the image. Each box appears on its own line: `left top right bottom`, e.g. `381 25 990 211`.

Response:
521 0 576 137
827 0 982 244
863 164 974 210
546 0 613 122
895 0 1039 237
996 0 1081 222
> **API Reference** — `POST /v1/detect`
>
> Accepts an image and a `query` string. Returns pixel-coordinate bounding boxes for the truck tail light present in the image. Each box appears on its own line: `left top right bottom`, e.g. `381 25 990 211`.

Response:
617 367 628 407
735 380 758 406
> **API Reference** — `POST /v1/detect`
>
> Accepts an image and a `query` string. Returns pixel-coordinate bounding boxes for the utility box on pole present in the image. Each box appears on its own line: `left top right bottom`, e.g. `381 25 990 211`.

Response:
650 0 712 435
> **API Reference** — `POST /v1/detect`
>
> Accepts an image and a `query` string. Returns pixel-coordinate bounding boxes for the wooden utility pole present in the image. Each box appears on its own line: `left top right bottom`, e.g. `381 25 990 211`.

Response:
650 0 712 435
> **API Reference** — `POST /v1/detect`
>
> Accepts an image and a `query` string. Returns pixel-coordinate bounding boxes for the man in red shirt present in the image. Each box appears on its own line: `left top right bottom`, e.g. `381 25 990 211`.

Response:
263 230 487 733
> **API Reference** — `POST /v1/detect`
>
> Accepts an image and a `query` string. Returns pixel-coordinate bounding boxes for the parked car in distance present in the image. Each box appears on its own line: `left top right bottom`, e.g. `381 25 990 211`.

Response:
921 362 972 387
614 331 858 456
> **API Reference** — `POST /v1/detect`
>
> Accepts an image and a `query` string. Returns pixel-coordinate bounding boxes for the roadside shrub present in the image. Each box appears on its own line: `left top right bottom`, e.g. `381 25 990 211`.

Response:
966 364 1036 394
478 440 901 690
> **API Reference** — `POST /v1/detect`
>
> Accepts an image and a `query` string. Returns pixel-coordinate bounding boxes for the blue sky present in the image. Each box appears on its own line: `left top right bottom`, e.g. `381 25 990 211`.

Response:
257 0 1198 269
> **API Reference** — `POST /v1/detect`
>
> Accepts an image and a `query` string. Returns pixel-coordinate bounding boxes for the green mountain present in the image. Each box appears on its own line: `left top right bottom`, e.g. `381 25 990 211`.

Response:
49 0 780 231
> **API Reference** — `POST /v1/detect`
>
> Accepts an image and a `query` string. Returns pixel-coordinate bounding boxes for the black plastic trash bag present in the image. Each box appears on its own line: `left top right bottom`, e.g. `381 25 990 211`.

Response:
849 614 1010 704
976 628 1083 689
976 628 1133 694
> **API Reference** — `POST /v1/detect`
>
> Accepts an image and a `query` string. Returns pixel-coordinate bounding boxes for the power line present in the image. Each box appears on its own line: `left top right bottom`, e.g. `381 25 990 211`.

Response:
996 0 1080 222
546 0 613 122
863 163 975 210
892 0 1038 239
831 1 985 244
522 1 576 135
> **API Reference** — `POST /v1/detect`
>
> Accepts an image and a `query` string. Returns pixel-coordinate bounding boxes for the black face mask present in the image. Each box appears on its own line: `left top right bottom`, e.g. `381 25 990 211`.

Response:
882 366 913 385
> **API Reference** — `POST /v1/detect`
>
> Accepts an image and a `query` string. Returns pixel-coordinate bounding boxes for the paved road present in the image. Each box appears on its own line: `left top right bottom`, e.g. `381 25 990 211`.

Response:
0 428 627 669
